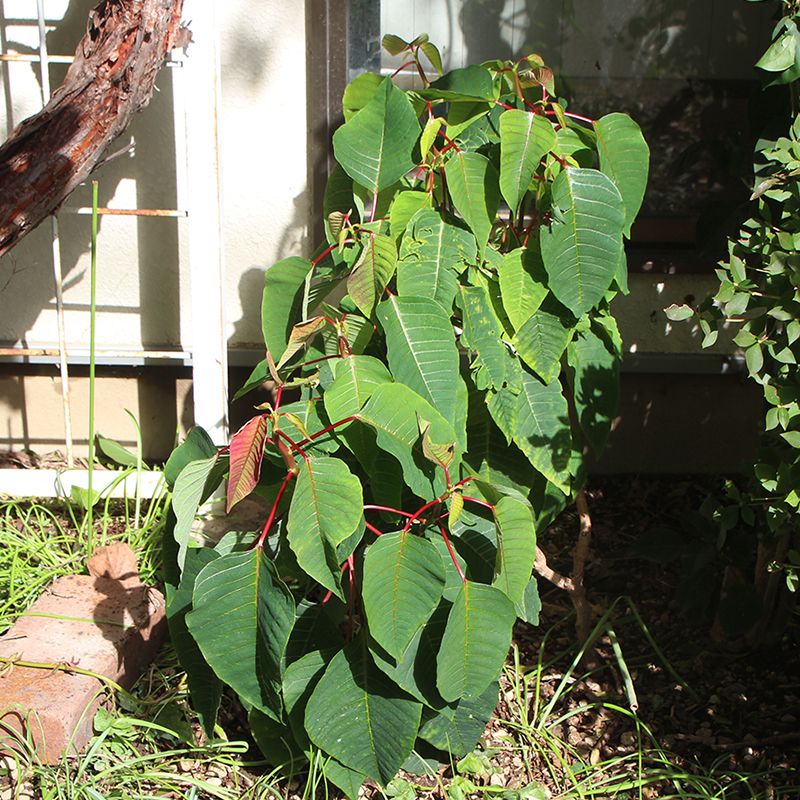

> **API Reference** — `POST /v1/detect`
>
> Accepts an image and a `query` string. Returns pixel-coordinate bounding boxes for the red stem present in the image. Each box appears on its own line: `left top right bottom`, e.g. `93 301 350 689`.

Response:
463 495 495 512
390 59 416 79
274 384 284 412
549 151 568 168
275 429 309 464
297 353 341 369
296 416 357 447
364 520 384 537
452 476 476 489
438 523 466 582
437 129 462 153
312 239 354 267
544 109 595 125
346 554 356 640
403 497 442 532
256 472 295 548
364 504 415 519
494 100 515 110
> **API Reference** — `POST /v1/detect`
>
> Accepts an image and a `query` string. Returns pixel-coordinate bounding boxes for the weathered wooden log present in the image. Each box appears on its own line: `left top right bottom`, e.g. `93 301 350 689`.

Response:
0 0 189 257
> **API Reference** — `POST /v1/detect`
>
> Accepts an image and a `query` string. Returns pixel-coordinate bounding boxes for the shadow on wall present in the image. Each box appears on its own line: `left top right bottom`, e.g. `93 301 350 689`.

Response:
0 0 181 456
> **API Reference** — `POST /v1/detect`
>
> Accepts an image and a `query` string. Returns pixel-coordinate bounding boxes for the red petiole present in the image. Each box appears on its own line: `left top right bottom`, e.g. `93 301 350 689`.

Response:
256 471 295 548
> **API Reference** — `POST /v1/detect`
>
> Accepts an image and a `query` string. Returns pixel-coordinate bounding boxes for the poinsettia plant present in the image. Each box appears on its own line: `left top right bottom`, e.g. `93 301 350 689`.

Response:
162 35 648 794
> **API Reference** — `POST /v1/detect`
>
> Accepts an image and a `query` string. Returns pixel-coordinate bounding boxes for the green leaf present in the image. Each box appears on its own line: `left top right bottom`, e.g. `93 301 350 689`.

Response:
420 117 444 159
324 355 394 426
781 430 800 448
363 532 446 658
458 284 511 389
333 78 420 194
348 233 398 317
436 581 515 701
357 383 459 498
465 386 539 498
540 168 625 317
286 600 345 665
343 73 386 121
234 359 270 401
382 34 408 56
418 416 456 469
664 303 694 321
390 191 432 244
323 759 367 800
186 549 295 717
369 598 450 708
397 209 477 312
512 299 575 385
746 343 764 377
518 577 541 624
419 681 498 757
164 427 216 488
377 295 463 431
499 110 556 213
421 65 495 101
324 164 358 244
165 547 222 737
305 638 423 784
249 710 305 766
444 152 500 258
261 257 314 360
287 456 364 600
420 42 444 75
499 246 548 332
492 496 536 607
277 316 329 369
95 435 138 468
595 113 650 237
227 416 269 512
756 31 797 71
172 456 220 572
282 648 332 747
568 317 621 454
513 370 574 494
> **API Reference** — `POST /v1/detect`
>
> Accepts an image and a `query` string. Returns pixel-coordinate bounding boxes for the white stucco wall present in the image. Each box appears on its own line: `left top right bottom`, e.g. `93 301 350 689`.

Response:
0 0 307 354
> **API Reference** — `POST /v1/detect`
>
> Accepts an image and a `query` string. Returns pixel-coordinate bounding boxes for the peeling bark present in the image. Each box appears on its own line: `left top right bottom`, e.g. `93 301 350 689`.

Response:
0 0 189 257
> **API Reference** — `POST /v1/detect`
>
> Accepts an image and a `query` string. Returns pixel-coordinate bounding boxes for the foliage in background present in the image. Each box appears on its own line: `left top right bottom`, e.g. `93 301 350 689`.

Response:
164 35 648 793
666 0 800 644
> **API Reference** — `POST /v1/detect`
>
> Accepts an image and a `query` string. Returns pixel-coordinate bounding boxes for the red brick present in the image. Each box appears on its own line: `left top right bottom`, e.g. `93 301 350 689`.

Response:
0 544 166 764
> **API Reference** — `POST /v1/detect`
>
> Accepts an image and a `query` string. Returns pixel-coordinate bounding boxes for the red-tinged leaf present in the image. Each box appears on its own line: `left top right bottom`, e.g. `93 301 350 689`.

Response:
277 317 330 369
227 416 270 512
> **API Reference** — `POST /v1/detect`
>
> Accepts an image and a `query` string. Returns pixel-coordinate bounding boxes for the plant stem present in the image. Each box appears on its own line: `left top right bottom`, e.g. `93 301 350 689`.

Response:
296 416 357 447
573 489 593 643
256 471 295 548
403 497 442 532
462 495 494 512
544 108 595 125
275 429 306 468
534 546 574 592
364 520 384 537
86 180 99 546
364 504 415 518
438 523 466 582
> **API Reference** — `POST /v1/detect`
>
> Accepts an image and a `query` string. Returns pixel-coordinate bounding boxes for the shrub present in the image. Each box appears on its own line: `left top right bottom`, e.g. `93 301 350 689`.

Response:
163 35 648 793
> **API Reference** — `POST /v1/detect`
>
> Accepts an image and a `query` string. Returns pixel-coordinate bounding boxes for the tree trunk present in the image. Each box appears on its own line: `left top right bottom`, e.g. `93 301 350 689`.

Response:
0 0 189 257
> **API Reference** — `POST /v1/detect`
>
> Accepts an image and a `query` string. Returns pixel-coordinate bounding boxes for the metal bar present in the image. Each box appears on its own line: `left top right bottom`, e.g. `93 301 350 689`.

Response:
0 348 192 359
179 0 228 445
62 207 187 217
36 0 74 466
0 53 184 66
